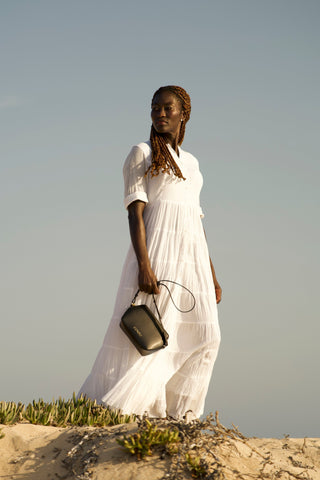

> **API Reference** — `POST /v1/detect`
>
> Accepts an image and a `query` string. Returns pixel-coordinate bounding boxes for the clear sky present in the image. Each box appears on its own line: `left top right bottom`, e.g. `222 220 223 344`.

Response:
1 0 319 437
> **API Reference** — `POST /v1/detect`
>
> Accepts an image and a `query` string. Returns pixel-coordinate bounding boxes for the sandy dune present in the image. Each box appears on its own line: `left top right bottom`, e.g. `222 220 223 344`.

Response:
1 422 320 479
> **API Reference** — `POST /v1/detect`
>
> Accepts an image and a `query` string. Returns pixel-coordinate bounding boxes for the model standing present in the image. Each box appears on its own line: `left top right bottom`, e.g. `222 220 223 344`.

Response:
78 85 222 419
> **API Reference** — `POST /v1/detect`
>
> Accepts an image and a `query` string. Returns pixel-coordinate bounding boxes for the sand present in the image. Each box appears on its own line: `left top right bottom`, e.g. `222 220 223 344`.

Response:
1 422 320 479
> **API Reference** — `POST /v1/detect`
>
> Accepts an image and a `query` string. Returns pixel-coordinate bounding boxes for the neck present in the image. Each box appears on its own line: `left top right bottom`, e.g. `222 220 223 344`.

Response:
163 133 179 154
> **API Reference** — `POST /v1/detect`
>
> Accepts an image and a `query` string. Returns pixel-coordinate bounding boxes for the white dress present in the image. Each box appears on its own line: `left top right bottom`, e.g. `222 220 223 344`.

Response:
78 141 221 419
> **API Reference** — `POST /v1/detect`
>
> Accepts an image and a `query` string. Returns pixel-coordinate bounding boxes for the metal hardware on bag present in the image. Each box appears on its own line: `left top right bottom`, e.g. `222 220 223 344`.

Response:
132 326 143 337
131 289 140 307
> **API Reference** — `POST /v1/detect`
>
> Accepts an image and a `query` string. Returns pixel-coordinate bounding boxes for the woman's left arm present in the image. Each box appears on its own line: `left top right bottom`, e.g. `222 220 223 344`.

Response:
203 226 222 304
209 257 222 304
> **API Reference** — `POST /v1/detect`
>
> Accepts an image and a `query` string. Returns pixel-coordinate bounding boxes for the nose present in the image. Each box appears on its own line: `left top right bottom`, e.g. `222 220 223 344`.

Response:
157 107 166 117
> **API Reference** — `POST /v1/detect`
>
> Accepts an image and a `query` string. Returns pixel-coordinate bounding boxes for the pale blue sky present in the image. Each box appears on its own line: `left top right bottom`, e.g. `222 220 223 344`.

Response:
1 0 319 437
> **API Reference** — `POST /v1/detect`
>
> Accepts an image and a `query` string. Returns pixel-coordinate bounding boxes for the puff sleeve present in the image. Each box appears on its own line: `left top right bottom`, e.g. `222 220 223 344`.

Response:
123 146 149 209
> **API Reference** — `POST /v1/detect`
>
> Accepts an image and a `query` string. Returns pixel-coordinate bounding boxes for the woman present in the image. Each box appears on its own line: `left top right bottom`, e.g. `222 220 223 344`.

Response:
78 85 221 419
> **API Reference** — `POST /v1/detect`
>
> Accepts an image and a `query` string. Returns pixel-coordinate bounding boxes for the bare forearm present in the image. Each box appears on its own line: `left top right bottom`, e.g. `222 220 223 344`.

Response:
210 256 222 304
203 226 222 303
209 257 218 283
128 210 150 268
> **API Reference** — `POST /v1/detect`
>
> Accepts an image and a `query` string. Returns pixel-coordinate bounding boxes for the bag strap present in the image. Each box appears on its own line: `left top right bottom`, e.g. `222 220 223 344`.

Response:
131 279 196 322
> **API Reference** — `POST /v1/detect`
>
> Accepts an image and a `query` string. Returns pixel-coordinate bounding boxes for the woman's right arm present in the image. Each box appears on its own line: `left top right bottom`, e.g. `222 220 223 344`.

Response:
127 200 160 294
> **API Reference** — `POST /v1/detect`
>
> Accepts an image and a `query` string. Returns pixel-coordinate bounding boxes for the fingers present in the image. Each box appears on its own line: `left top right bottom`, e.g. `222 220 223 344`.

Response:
138 270 160 295
215 285 222 304
140 282 160 294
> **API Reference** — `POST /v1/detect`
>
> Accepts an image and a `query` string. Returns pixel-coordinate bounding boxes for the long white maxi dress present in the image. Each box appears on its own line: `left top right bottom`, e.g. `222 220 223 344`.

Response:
78 141 221 419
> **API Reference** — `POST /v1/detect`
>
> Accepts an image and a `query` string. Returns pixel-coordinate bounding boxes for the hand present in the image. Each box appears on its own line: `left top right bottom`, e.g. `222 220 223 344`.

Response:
215 283 222 304
138 265 160 294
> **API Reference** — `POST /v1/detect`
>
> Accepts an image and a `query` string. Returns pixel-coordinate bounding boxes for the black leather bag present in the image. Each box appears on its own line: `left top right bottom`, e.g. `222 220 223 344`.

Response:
120 280 195 356
120 291 169 356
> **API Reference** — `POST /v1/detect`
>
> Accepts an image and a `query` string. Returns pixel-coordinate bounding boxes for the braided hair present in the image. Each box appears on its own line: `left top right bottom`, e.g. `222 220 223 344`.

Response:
147 85 191 179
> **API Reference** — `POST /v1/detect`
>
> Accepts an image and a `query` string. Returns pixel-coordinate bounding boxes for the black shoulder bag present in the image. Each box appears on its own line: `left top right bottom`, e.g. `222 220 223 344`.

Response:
120 280 195 356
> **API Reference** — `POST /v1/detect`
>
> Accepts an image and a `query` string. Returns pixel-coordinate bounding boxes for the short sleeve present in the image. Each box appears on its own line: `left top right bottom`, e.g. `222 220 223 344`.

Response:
123 145 149 209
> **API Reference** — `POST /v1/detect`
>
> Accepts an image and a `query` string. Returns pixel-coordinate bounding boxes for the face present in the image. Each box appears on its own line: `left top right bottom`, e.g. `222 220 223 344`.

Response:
151 91 185 138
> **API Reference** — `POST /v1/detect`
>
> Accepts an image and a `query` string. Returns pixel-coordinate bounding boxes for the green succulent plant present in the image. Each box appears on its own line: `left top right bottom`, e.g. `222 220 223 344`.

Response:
0 393 134 427
117 418 180 460
185 453 209 478
0 401 24 425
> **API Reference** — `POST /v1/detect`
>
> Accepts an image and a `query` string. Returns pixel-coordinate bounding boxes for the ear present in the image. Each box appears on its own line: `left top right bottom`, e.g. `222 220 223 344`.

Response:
181 110 186 122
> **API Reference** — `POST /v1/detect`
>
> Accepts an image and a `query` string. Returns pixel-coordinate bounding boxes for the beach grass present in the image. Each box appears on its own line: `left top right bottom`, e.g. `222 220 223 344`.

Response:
0 393 134 427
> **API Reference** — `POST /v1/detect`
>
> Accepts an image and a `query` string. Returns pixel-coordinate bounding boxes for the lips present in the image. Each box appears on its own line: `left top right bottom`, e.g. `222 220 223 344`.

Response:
156 120 168 126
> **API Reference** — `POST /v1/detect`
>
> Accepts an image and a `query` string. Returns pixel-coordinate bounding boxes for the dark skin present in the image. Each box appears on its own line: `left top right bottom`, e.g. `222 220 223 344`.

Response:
127 90 222 303
150 91 185 154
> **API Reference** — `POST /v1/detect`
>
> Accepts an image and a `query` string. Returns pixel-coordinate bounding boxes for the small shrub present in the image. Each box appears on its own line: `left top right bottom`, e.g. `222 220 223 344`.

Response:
117 418 180 460
185 453 208 478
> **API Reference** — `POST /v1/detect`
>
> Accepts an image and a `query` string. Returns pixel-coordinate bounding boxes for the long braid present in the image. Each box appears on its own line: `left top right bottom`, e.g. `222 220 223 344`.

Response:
147 85 191 179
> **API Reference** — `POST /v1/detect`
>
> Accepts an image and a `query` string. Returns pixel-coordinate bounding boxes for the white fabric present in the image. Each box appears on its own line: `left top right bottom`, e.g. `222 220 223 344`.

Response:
78 141 220 419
